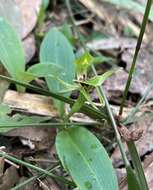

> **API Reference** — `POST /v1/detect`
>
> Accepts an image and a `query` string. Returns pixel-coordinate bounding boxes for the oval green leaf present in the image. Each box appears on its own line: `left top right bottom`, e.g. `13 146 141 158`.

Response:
40 27 75 94
56 127 118 190
0 17 25 83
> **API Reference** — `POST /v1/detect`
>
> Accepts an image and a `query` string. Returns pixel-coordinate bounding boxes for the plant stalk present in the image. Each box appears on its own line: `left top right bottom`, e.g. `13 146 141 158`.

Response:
119 1 152 189
91 65 129 166
127 142 148 190
119 0 153 116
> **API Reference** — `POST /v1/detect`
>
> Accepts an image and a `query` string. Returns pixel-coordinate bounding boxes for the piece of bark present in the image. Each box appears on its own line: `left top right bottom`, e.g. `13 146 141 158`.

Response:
3 90 57 117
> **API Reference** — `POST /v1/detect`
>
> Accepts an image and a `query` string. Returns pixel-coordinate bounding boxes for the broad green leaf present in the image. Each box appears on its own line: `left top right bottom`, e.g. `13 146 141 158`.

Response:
79 70 115 87
27 62 79 92
40 27 75 94
103 0 153 21
0 17 25 91
27 62 63 79
19 71 38 84
40 27 75 116
19 62 63 83
56 127 118 190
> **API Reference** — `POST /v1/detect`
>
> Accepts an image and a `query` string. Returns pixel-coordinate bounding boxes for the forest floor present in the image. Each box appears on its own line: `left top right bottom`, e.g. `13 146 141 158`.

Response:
0 0 153 189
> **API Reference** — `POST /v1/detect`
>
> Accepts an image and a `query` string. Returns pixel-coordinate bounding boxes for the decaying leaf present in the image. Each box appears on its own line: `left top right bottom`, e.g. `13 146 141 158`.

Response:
86 37 139 51
0 164 19 190
102 69 144 103
122 48 153 100
22 34 36 63
0 0 22 36
15 0 42 38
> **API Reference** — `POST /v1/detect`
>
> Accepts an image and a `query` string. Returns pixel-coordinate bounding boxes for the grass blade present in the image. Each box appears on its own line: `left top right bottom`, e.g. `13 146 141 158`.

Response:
127 141 149 190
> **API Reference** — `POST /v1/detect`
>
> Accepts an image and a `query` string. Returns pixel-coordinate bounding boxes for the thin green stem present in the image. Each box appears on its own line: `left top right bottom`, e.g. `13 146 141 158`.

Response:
65 0 87 50
66 1 150 189
91 66 129 167
119 0 153 116
0 151 75 187
119 1 152 189
0 121 99 129
0 74 107 120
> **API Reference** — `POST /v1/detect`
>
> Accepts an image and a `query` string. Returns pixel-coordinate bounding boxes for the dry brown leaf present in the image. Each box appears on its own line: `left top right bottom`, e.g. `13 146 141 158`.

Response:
15 0 42 38
86 37 138 51
102 69 144 103
78 0 107 21
17 177 38 190
122 48 153 100
0 166 19 190
22 34 36 63
6 127 54 142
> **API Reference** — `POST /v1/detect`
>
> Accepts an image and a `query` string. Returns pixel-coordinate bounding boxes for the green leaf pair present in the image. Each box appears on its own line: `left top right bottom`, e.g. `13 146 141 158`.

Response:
0 17 75 95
